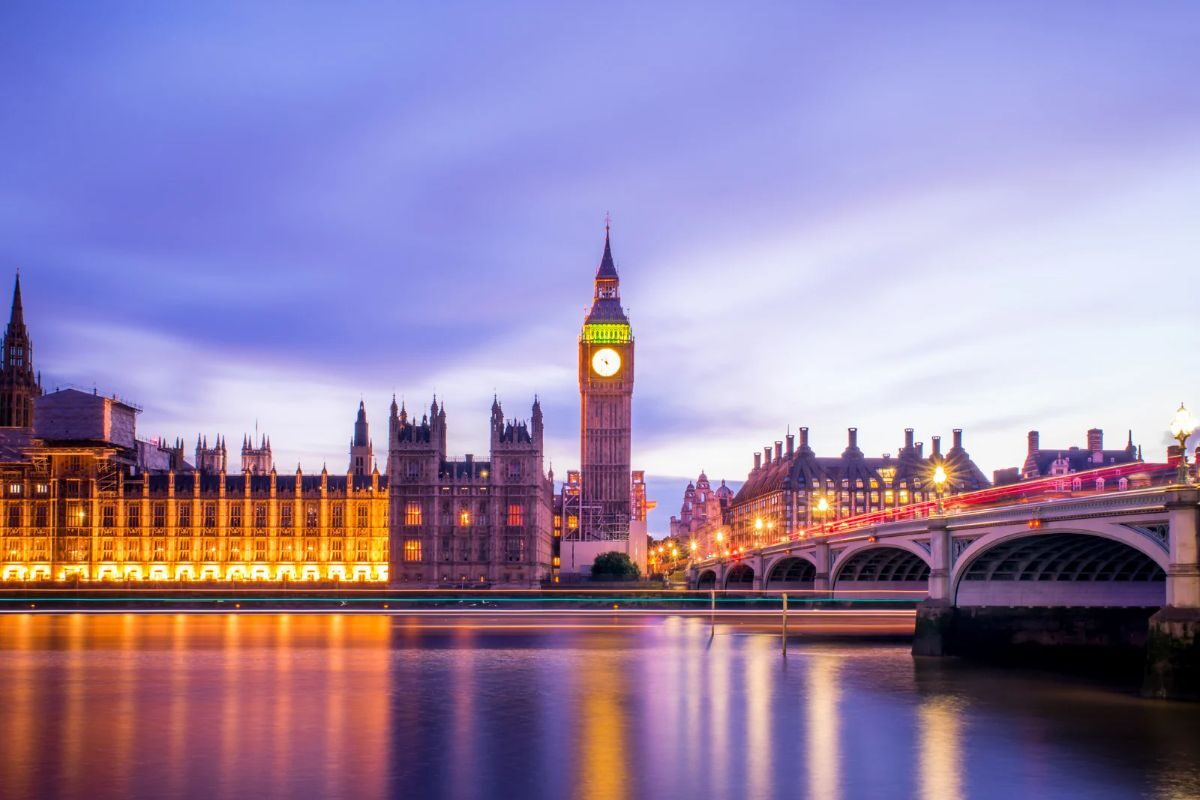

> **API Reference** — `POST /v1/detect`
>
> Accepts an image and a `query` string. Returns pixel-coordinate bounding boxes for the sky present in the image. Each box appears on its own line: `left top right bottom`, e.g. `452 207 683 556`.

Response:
2 2 1199 535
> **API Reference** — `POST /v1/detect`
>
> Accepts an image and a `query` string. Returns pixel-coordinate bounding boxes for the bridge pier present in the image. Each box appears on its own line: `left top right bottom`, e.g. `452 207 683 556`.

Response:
1145 489 1200 700
813 542 830 592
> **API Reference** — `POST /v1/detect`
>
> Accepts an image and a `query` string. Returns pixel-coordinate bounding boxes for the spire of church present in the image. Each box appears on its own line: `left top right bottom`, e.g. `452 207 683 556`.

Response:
9 273 24 329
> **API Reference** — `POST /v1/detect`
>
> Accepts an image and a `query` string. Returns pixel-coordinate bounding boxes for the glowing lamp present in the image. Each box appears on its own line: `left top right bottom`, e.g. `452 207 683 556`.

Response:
1170 402 1197 484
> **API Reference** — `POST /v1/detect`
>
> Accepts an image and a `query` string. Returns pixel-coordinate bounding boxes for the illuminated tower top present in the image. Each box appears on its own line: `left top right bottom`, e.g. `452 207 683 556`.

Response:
582 227 632 345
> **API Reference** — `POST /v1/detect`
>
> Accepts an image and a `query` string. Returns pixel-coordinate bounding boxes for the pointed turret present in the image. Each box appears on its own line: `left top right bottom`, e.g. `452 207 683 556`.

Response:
350 399 374 476
0 273 41 428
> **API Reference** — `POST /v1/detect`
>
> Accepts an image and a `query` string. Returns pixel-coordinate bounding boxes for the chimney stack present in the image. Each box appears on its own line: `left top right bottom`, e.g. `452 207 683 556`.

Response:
931 436 941 457
775 441 783 461
1087 428 1103 453
754 452 762 470
1028 430 1039 454
848 427 858 448
764 446 772 465
800 427 810 448
786 434 795 457
916 441 924 459
953 428 963 450
905 428 915 449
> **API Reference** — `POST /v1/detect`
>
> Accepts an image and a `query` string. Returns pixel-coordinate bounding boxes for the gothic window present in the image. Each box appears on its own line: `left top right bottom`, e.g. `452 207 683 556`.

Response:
404 539 422 562
1071 478 1082 492
230 505 243 529
254 539 267 561
254 503 267 529
153 539 166 561
458 506 471 527
34 502 49 529
508 460 521 481
406 461 419 479
177 504 191 528
441 537 453 561
477 539 489 560
332 504 344 529
1118 478 1129 491
152 503 166 529
357 504 369 529
101 540 114 561
405 501 422 526
203 503 217 529
507 503 524 527
68 502 88 528
305 503 319 529
1095 478 1105 491
280 504 293 529
7 504 20 530
330 539 343 560
504 537 524 562
101 505 114 529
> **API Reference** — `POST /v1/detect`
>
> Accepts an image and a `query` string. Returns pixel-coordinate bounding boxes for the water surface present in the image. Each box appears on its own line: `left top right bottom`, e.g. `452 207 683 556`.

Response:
0 613 1197 799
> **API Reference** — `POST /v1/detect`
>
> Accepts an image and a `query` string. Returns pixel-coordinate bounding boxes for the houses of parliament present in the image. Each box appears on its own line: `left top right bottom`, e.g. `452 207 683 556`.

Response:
0 230 645 585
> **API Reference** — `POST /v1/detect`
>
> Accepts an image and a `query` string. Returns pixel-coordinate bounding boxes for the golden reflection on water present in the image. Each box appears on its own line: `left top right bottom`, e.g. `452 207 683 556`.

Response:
745 635 772 800
576 651 629 800
0 613 393 799
919 696 964 800
806 655 840 800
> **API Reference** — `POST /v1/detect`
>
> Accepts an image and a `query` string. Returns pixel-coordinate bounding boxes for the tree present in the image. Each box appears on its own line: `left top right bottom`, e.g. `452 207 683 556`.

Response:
590 551 641 581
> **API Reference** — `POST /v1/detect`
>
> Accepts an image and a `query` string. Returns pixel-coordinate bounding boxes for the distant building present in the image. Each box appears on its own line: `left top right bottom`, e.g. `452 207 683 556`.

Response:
668 471 734 556
992 428 1143 486
724 427 991 551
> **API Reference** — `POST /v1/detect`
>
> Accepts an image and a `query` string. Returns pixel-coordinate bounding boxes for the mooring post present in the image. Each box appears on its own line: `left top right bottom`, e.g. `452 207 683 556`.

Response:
782 593 788 655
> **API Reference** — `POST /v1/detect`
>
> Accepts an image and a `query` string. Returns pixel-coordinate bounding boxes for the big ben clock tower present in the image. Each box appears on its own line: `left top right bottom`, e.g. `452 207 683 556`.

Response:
579 226 634 542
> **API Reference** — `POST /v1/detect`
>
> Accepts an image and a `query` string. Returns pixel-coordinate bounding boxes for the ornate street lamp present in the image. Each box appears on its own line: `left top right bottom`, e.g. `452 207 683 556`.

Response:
814 496 830 535
1169 402 1196 484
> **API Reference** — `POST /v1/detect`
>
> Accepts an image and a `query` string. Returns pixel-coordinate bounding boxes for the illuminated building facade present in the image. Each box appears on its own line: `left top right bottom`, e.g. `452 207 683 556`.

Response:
725 427 991 551
0 387 389 583
385 395 555 586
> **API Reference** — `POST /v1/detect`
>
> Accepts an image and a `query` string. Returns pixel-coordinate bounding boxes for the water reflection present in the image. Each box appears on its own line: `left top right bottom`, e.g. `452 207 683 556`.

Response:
806 655 840 800
0 614 1198 800
918 697 964 800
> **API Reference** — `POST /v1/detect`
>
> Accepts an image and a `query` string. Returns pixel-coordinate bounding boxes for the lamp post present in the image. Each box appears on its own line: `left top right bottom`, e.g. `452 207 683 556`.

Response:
1169 402 1196 485
814 496 830 536
933 464 948 514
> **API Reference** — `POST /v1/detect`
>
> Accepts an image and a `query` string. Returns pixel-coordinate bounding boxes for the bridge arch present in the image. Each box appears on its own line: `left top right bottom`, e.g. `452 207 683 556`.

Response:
725 563 755 590
763 556 816 590
831 542 930 598
696 569 717 590
951 525 1167 607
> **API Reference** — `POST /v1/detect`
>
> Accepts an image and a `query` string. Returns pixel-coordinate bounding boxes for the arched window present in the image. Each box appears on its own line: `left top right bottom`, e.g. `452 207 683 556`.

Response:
1071 478 1082 492
1118 478 1129 491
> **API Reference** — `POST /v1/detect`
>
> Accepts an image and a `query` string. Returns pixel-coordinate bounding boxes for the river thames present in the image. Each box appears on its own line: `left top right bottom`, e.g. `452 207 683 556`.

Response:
0 612 1197 800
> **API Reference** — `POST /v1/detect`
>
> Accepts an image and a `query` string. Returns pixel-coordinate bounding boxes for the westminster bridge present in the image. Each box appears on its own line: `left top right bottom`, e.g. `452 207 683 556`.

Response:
686 480 1200 699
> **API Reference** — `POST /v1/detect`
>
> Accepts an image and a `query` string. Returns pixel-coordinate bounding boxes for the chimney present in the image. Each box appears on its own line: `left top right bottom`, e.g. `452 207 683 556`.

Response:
786 434 795 457
754 452 762 470
764 446 772 465
800 427 810 448
1028 430 1039 454
1087 428 1103 453
916 441 924 459
931 436 941 457
952 429 963 450
904 428 915 449
774 441 783 461
848 427 858 448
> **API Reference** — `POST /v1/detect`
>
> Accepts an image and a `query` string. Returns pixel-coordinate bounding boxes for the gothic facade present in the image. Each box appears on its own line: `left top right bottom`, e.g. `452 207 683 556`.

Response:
386 396 554 586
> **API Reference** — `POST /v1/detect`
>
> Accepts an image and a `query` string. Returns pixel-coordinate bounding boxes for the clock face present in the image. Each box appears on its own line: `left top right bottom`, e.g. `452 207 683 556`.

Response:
591 347 621 377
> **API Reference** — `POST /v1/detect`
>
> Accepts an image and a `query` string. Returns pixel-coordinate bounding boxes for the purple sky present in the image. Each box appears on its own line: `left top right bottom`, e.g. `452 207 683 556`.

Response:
3 3 1200 535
